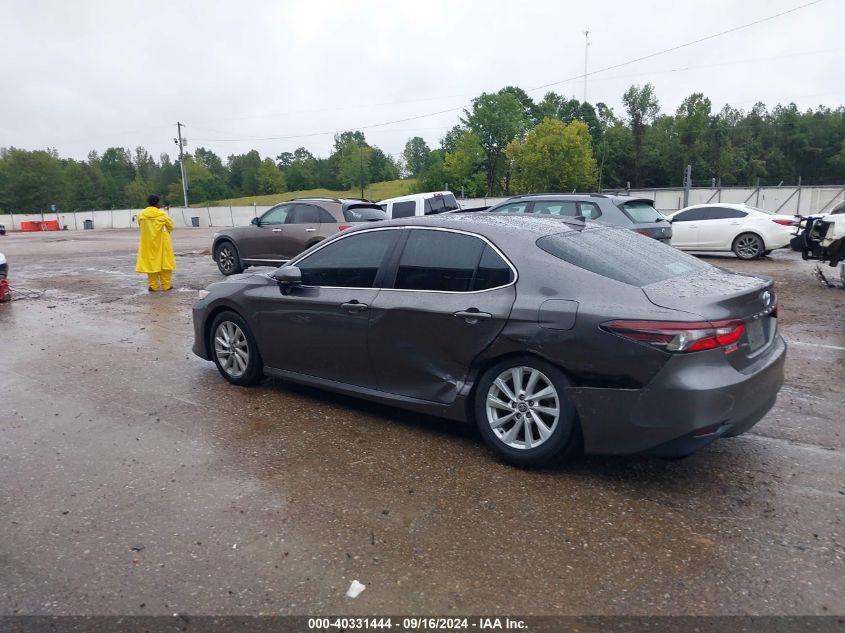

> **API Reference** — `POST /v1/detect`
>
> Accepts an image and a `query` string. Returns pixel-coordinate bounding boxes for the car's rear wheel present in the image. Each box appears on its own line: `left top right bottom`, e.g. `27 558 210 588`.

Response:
209 311 263 385
474 357 579 467
215 241 243 275
732 233 764 260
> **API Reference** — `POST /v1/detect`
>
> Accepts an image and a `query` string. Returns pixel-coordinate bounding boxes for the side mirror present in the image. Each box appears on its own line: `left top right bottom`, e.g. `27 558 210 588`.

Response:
272 265 302 287
251 217 260 226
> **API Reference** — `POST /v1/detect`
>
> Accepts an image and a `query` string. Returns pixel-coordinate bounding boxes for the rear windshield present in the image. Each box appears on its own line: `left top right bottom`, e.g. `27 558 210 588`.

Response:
537 227 709 287
618 200 665 223
343 206 387 222
424 194 460 214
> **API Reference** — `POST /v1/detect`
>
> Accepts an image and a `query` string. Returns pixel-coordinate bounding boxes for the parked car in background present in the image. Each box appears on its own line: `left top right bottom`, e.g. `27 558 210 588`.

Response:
378 191 460 219
482 194 672 242
212 198 386 275
193 213 784 467
667 203 795 259
0 252 9 302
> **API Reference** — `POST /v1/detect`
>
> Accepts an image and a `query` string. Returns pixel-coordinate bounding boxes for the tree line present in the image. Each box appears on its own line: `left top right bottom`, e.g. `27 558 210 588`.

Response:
1 84 844 212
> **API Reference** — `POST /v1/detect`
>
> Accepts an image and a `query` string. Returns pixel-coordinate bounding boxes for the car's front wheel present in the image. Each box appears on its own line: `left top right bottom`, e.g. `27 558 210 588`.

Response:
732 233 764 259
215 241 243 275
474 357 579 467
209 311 263 385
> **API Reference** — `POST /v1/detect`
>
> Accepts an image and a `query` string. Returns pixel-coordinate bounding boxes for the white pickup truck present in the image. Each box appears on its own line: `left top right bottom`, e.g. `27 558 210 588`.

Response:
377 191 460 219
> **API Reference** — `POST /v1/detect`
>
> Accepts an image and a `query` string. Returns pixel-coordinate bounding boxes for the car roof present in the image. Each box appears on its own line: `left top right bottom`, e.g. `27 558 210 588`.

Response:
364 210 596 244
497 193 651 205
672 202 752 213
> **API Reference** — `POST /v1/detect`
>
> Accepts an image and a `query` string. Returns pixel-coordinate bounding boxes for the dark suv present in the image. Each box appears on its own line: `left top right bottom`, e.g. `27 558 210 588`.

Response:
212 198 387 275
485 194 672 242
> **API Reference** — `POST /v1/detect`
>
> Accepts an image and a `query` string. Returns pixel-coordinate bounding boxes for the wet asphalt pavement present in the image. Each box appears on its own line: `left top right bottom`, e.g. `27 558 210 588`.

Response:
0 228 843 616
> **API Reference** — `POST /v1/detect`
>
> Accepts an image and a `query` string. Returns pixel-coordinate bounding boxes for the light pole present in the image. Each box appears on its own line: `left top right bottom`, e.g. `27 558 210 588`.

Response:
174 122 189 207
583 29 590 103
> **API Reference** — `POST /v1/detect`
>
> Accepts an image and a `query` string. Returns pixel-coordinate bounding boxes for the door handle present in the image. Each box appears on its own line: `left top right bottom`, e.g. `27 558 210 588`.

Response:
687 225 698 228
341 301 368 313
306 228 317 232
729 222 740 225
454 309 493 323
272 228 283 232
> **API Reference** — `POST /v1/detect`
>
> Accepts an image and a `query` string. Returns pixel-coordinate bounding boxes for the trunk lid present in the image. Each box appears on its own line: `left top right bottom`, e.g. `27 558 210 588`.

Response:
642 267 778 368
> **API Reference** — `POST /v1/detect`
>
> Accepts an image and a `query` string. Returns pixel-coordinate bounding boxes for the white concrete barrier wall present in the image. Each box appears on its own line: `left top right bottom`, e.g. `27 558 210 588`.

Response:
1 187 842 231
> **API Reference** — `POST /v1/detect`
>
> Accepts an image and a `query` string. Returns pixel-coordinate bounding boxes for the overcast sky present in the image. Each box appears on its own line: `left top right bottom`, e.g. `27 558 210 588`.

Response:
1 0 843 163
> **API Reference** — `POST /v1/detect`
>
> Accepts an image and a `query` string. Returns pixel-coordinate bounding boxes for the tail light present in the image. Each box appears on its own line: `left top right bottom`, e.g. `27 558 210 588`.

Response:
602 319 745 354
338 224 351 231
772 219 795 226
635 229 651 236
771 300 778 318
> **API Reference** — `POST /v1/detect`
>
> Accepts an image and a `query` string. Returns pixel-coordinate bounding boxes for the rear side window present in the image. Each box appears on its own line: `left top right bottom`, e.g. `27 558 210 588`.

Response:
490 201 530 215
298 230 396 287
287 204 321 224
578 201 602 219
537 228 709 287
424 194 459 215
392 201 416 219
342 206 387 222
394 230 512 292
532 201 578 216
619 200 663 223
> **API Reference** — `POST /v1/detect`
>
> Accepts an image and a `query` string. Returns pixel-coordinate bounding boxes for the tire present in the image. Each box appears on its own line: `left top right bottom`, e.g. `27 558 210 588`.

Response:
215 240 243 275
732 233 764 260
763 250 772 257
474 356 579 468
209 311 263 386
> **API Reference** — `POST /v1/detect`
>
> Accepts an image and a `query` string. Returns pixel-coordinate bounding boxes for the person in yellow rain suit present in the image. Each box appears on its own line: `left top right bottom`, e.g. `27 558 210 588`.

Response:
135 194 176 291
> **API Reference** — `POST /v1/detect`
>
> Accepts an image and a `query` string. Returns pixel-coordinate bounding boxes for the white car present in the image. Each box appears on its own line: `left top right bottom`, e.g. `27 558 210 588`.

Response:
378 191 460 219
666 203 796 259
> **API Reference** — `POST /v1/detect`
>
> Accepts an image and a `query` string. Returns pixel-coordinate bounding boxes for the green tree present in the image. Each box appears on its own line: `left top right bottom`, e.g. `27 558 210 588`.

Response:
506 118 597 193
338 145 373 193
622 83 660 186
255 158 286 195
0 148 64 212
462 91 528 194
227 150 262 195
403 137 431 177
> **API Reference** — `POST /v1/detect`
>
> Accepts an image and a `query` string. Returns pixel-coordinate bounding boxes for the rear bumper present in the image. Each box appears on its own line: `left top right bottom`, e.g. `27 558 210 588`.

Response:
567 334 786 456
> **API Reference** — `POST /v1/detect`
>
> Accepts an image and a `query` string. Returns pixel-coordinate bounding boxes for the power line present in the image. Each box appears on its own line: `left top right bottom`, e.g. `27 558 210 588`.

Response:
187 0 824 145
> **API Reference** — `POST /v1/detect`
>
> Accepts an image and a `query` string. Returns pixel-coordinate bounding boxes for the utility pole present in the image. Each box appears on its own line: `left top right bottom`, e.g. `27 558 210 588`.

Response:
359 142 364 199
683 164 692 207
174 122 189 207
583 29 590 103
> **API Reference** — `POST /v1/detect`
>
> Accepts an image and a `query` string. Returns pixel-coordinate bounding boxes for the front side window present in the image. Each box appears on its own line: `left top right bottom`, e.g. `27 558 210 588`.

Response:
297 230 397 288
287 204 321 224
392 201 416 219
394 230 511 292
702 207 747 220
260 204 291 225
672 208 704 222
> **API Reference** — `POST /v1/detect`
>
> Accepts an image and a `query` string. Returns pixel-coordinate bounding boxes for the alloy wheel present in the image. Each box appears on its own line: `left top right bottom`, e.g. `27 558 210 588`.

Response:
735 235 761 259
214 321 249 377
486 366 560 450
217 246 235 273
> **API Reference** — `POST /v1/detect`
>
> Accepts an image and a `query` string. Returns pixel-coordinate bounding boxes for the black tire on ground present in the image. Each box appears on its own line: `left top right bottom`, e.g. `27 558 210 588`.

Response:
732 233 765 260
474 356 580 468
215 240 244 275
208 311 264 386
763 250 772 256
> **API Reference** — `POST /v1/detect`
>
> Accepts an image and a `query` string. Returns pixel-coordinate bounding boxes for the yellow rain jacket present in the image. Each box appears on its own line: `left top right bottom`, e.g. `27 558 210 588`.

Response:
135 206 176 273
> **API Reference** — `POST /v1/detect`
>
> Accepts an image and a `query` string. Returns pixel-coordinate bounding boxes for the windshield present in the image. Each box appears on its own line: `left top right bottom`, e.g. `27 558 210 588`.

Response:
343 206 387 222
537 227 709 287
618 200 666 223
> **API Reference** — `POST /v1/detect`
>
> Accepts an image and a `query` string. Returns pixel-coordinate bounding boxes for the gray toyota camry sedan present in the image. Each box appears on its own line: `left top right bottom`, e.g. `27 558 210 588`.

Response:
192 214 785 467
